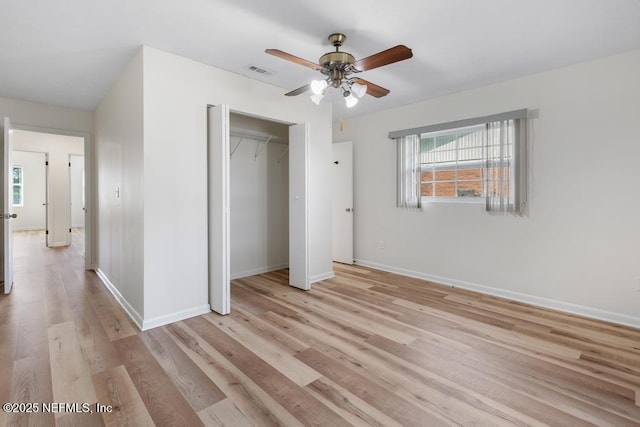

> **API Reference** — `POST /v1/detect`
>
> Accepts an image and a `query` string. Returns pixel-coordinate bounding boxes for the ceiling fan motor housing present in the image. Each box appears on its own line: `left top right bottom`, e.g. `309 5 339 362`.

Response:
319 52 355 87
320 34 356 88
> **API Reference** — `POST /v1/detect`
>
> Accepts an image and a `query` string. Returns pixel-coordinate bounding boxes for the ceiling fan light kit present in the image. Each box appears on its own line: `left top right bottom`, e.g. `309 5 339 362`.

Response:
344 92 358 108
310 93 324 105
266 33 413 108
310 79 328 95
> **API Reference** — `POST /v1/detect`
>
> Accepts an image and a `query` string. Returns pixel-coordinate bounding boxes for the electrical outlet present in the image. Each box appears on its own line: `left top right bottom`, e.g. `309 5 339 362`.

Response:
379 240 384 249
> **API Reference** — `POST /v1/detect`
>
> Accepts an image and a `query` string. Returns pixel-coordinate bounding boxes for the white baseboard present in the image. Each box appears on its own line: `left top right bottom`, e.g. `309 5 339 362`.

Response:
355 259 640 329
95 268 144 330
311 270 335 284
49 241 70 247
13 226 45 231
231 264 288 280
141 304 211 331
95 268 212 331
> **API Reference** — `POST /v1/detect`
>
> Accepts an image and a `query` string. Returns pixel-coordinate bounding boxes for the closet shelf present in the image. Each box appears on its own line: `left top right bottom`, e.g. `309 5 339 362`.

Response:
230 130 285 159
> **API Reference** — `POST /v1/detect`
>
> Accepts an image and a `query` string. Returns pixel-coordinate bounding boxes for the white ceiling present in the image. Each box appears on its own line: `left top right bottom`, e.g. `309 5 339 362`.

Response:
2 0 640 120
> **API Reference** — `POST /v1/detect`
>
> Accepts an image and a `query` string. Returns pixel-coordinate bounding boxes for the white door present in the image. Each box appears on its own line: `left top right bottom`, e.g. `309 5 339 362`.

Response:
332 141 354 264
208 105 230 315
3 117 15 293
289 123 310 290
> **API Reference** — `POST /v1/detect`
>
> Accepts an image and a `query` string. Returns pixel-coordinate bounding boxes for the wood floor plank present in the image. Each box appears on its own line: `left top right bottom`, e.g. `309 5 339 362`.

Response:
365 333 607 426
184 316 350 427
92 364 155 427
113 334 204 426
0 323 18 426
48 321 98 411
15 299 49 360
296 347 451 426
85 274 137 341
166 322 306 427
272 289 418 344
207 313 322 386
140 326 226 411
305 376 405 427
43 270 73 326
6 355 54 427
231 279 299 317
198 398 256 427
231 305 310 354
426 336 640 425
289 316 534 426
71 303 123 375
57 410 106 427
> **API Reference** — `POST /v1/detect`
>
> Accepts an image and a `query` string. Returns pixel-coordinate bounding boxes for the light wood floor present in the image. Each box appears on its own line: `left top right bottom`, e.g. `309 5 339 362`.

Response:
2 230 640 426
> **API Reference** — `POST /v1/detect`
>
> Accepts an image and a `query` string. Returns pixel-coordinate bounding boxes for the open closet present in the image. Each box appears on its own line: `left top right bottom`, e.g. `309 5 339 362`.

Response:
229 112 289 279
208 105 310 315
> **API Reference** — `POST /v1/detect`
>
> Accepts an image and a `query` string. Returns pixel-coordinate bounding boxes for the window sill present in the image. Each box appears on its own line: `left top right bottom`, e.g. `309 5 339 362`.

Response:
421 197 483 204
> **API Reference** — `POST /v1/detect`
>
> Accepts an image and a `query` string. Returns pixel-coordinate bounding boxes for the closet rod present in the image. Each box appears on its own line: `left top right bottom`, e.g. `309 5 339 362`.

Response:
230 130 281 143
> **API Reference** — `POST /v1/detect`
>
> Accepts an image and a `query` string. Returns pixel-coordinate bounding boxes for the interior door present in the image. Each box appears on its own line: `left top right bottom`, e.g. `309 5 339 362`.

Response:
208 105 231 315
3 117 15 293
332 141 354 264
288 123 310 290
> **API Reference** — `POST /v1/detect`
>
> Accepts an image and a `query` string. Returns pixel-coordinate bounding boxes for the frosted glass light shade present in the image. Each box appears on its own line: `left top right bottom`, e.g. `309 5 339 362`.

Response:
310 79 328 95
351 82 367 98
345 93 358 108
310 93 324 105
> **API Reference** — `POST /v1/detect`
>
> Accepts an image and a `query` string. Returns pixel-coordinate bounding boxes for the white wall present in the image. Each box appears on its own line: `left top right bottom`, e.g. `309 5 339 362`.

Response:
12 131 84 246
333 49 640 327
229 133 289 279
94 49 145 322
141 46 333 324
0 96 94 273
12 151 46 230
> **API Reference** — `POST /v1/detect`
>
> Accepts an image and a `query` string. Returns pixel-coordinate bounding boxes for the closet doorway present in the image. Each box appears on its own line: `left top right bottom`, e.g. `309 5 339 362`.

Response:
208 106 309 315
229 112 290 280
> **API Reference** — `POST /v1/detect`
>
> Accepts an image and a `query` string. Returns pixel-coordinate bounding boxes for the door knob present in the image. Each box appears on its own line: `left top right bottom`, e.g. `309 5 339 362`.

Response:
345 208 352 212
3 213 17 219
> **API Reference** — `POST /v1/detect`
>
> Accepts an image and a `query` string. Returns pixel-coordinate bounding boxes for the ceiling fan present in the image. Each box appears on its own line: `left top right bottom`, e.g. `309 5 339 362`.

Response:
266 33 413 107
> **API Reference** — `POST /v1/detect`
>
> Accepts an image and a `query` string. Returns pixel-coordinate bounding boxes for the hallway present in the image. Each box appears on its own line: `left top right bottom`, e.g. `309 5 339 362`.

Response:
1 230 139 426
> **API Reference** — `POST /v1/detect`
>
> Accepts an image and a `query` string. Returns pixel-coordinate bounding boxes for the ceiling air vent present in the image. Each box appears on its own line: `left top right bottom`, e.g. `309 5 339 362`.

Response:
245 65 274 76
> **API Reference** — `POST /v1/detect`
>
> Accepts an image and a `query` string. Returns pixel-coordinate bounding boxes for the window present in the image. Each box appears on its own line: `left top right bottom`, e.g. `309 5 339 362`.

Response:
390 109 527 214
12 165 23 206
420 125 485 199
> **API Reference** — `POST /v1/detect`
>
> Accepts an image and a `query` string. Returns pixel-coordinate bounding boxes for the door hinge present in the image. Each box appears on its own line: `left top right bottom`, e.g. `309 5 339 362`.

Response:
45 161 49 166
69 228 72 233
69 162 71 167
46 230 49 235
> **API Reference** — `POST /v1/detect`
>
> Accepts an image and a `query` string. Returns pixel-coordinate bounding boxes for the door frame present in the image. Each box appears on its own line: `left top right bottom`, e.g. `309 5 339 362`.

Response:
3 117 14 293
207 105 311 314
8 123 93 269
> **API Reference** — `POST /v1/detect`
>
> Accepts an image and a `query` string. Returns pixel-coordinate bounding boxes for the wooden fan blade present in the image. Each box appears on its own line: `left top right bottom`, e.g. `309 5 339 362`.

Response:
285 84 311 96
353 78 390 98
353 45 413 71
265 49 321 70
